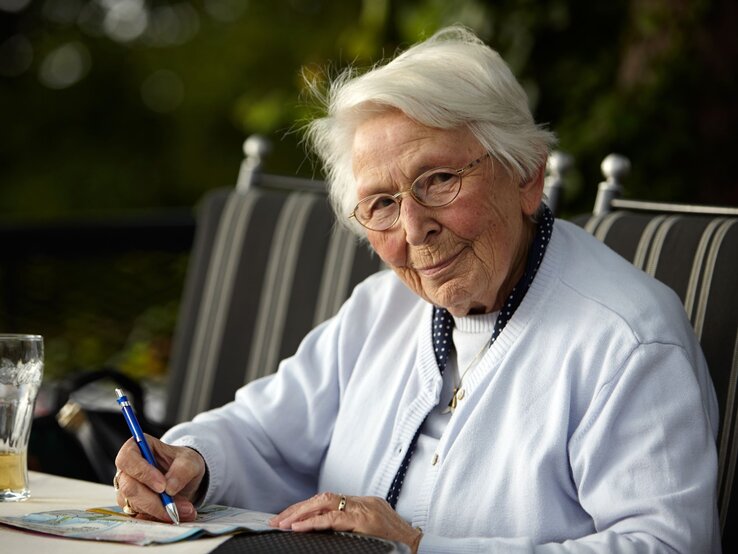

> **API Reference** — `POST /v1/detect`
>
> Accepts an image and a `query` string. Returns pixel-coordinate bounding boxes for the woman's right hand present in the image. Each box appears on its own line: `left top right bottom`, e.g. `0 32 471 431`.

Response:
114 434 206 523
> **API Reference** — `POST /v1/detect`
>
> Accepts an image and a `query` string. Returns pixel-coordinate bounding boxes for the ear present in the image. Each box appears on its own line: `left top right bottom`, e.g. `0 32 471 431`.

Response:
519 159 546 217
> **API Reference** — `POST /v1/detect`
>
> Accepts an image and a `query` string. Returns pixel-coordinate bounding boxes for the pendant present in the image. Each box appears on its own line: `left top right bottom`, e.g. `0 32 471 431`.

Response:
441 387 459 414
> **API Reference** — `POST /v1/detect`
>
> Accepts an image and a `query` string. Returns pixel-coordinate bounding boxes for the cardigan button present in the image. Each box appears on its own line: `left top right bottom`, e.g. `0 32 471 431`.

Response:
456 388 465 401
431 453 439 466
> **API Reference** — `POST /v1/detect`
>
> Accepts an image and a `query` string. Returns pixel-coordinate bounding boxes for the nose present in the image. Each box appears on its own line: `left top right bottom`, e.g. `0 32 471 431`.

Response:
398 194 441 245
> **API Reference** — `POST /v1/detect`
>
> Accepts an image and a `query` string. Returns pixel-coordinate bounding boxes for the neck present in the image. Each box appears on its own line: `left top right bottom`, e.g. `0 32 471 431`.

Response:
492 219 536 312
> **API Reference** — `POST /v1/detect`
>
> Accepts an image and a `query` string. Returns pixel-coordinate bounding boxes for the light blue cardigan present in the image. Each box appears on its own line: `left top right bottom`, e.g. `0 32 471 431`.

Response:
164 219 720 553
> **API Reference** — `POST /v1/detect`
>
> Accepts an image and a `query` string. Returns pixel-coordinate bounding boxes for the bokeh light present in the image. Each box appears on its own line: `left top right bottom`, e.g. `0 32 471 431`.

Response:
144 3 200 47
102 0 149 43
38 41 91 89
0 0 31 14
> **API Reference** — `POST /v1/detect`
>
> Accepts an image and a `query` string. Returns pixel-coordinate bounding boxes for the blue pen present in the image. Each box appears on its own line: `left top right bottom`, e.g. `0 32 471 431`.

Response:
115 388 180 525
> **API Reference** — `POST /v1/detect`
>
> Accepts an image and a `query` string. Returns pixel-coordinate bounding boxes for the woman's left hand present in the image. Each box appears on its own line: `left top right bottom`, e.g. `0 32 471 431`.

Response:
269 492 422 552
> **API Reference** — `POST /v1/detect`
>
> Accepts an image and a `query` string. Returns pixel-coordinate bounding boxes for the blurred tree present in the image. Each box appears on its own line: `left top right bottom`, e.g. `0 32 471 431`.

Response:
531 0 738 209
2 0 735 218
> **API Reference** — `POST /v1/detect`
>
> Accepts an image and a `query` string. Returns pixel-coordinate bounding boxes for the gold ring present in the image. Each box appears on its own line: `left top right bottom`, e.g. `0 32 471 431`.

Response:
337 495 347 512
123 498 137 516
113 470 122 491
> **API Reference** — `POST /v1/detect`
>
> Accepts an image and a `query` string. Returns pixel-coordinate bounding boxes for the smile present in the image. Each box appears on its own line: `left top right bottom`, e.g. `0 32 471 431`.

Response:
415 248 466 277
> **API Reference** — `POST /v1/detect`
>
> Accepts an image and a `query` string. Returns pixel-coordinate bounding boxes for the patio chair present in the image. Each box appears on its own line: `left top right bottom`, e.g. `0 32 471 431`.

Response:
577 153 738 550
164 137 383 424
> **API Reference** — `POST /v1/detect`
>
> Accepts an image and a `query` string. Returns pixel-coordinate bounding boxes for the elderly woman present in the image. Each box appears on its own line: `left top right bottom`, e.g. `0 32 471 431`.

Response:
115 27 720 552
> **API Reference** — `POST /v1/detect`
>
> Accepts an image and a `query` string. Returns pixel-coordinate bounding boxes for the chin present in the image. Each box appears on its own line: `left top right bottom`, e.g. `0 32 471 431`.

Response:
430 284 494 316
428 290 472 315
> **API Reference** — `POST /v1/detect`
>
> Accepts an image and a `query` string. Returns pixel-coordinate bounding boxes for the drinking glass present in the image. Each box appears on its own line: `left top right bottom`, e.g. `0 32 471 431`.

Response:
0 334 43 501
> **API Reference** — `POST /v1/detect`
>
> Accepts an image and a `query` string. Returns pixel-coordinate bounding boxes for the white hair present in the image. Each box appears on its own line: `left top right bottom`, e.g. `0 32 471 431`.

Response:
304 25 557 235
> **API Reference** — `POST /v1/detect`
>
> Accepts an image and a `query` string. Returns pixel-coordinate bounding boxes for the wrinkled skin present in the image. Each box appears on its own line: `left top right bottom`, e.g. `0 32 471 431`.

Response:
270 493 422 551
353 110 543 317
114 435 205 523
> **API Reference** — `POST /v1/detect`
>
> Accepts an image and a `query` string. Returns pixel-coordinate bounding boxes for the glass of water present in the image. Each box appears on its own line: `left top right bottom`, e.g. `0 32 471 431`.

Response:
0 334 43 501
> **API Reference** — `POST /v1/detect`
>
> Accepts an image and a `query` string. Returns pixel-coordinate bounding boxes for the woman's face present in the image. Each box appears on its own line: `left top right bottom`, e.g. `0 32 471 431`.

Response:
352 110 544 317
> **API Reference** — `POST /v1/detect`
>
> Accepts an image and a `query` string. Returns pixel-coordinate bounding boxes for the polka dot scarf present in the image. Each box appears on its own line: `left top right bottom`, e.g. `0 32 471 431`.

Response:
385 204 555 509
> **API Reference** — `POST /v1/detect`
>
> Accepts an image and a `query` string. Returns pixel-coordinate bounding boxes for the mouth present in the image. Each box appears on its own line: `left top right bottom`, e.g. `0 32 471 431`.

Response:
414 248 466 278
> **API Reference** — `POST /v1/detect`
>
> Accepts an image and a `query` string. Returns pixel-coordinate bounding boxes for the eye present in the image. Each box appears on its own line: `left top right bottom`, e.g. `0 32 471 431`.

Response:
356 194 397 222
415 169 457 192
426 171 457 188
368 195 396 212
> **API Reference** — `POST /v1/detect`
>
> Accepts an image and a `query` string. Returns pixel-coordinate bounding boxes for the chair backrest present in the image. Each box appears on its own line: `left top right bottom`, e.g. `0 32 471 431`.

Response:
164 137 384 424
576 154 738 550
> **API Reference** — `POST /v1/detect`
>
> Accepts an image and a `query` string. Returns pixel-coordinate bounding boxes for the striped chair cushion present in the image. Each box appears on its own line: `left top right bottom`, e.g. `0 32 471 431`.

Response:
165 185 383 424
579 211 738 548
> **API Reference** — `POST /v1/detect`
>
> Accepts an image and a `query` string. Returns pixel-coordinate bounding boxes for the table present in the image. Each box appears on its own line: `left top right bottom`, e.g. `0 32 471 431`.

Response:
0 472 408 553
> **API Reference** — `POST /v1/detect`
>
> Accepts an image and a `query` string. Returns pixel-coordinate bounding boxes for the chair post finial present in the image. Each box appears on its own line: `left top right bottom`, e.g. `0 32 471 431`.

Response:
544 150 573 215
594 153 631 215
236 135 272 191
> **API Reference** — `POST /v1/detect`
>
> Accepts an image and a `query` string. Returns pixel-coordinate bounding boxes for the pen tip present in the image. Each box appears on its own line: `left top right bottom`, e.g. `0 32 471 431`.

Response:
166 503 180 525
115 388 124 398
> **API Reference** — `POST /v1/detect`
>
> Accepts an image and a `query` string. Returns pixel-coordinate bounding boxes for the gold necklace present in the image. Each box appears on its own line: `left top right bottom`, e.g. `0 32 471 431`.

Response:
442 335 494 414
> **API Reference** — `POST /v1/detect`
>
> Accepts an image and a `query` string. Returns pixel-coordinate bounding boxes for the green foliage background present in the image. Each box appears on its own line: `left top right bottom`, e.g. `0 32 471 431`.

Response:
1 0 736 385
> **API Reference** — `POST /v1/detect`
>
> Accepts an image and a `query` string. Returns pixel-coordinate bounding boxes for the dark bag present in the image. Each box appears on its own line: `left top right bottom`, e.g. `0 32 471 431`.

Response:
28 368 166 484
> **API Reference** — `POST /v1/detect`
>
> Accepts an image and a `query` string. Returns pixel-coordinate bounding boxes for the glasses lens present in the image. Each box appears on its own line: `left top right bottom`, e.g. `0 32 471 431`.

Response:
355 194 399 230
413 168 461 207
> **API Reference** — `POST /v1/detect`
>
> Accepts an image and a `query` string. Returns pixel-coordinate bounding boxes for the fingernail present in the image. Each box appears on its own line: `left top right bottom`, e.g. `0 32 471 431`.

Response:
180 504 194 517
167 478 179 492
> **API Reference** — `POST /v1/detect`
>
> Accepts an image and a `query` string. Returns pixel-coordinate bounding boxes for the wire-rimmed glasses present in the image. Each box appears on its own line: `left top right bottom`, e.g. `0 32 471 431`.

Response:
349 152 492 232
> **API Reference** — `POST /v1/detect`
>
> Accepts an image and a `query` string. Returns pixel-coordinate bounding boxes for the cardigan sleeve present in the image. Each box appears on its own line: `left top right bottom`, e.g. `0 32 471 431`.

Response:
161 309 348 514
417 341 720 553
